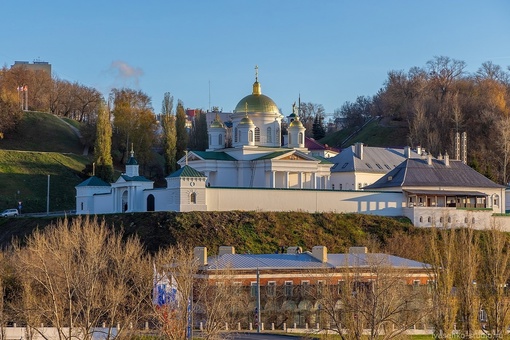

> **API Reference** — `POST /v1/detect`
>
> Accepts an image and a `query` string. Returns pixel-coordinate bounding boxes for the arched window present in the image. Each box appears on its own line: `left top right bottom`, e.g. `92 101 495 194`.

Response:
254 127 260 142
419 216 423 223
427 216 431 223
234 127 238 142
249 130 253 142
267 127 272 143
190 192 197 204
147 194 155 211
298 132 303 145
208 133 212 145
218 133 223 146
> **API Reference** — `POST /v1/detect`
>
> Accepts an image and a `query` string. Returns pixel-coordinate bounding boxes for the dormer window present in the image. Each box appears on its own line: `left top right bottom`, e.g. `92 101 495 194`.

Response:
388 176 393 181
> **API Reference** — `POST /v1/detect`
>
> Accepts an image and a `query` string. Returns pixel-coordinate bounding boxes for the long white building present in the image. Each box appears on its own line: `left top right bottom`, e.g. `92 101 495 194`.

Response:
75 71 509 230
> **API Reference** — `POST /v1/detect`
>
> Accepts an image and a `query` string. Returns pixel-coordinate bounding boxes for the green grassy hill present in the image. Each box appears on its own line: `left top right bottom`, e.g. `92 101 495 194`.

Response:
0 211 421 258
0 112 90 213
320 117 409 149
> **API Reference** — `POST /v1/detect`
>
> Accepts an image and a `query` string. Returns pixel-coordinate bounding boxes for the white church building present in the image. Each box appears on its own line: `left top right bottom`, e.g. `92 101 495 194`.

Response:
75 70 510 230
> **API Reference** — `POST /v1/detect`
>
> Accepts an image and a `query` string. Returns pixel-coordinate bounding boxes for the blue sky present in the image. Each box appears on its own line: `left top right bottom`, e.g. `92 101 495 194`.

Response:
2 1 510 116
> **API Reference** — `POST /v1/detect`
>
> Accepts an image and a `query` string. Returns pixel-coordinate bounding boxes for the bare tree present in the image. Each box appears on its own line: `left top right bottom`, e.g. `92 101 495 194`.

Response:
11 217 153 340
152 245 198 340
426 225 458 338
478 223 510 338
311 256 429 340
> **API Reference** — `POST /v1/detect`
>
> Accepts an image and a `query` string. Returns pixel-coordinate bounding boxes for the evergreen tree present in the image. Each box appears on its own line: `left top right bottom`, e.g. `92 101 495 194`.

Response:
162 114 177 175
94 101 114 182
161 93 177 174
312 113 326 140
175 100 188 163
188 110 208 151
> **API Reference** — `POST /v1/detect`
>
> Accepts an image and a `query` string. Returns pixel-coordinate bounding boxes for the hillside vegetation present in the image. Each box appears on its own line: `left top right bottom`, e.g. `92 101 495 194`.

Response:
0 111 90 212
0 211 421 257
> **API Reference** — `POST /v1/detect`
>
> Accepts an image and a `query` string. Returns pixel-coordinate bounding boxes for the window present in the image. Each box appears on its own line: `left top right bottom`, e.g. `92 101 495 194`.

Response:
218 133 223 146
448 217 452 223
317 280 325 296
249 130 254 142
465 217 468 223
376 163 383 169
298 132 303 145
358 183 362 189
251 282 258 297
267 281 276 297
276 127 280 139
440 217 444 223
267 127 272 143
365 163 372 169
419 216 423 223
301 280 310 297
190 192 197 204
289 133 292 145
80 202 84 210
337 280 346 295
339 184 343 190
285 281 293 297
428 216 431 223
234 127 238 142
341 163 349 169
332 184 335 190
254 127 260 142
384 164 391 169
208 133 212 145
472 217 475 223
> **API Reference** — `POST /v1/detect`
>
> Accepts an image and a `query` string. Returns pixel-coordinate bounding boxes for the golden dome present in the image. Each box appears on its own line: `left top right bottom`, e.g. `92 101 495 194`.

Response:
210 114 225 128
234 68 279 114
289 119 304 128
210 120 224 128
239 114 254 125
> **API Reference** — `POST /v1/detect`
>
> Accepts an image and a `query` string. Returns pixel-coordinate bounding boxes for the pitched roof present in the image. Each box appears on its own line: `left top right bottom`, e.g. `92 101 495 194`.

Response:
76 176 111 187
364 158 504 190
167 165 206 178
206 252 429 271
305 137 340 153
120 175 152 182
330 145 419 174
191 151 237 161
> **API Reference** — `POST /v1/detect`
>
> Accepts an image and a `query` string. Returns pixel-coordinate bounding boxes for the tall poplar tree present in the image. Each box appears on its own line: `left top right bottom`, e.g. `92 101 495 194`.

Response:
161 92 177 174
94 101 114 182
175 100 188 163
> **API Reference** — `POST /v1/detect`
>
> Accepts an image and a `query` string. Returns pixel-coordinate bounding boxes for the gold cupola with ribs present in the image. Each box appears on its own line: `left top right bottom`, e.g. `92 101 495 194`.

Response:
234 66 279 114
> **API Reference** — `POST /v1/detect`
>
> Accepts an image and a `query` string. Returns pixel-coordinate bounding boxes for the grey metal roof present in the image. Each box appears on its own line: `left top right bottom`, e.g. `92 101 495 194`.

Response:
330 146 420 174
364 158 504 190
206 252 429 271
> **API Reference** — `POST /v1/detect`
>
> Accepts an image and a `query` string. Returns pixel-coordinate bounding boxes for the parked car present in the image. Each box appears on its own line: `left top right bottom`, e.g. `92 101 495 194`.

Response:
1 209 19 217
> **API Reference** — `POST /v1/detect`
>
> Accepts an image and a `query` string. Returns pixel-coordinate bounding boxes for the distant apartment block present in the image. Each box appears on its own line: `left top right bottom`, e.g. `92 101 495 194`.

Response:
11 60 51 75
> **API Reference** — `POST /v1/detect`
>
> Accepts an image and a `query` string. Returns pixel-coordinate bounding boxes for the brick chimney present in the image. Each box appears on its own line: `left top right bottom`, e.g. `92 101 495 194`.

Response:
194 247 208 266
312 246 328 263
349 246 368 254
354 142 364 160
219 246 235 256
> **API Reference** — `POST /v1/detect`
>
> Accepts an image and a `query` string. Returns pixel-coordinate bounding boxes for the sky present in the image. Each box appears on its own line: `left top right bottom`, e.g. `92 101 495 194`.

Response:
2 1 510 116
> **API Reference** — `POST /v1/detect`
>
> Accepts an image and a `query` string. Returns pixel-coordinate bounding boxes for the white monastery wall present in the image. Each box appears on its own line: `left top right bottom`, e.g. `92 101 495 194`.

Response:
205 188 403 215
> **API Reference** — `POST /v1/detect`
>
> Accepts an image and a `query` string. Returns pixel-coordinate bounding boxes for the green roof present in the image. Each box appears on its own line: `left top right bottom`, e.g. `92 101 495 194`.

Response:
192 151 237 161
167 165 207 178
314 156 334 164
120 175 152 182
76 176 111 187
126 156 138 165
